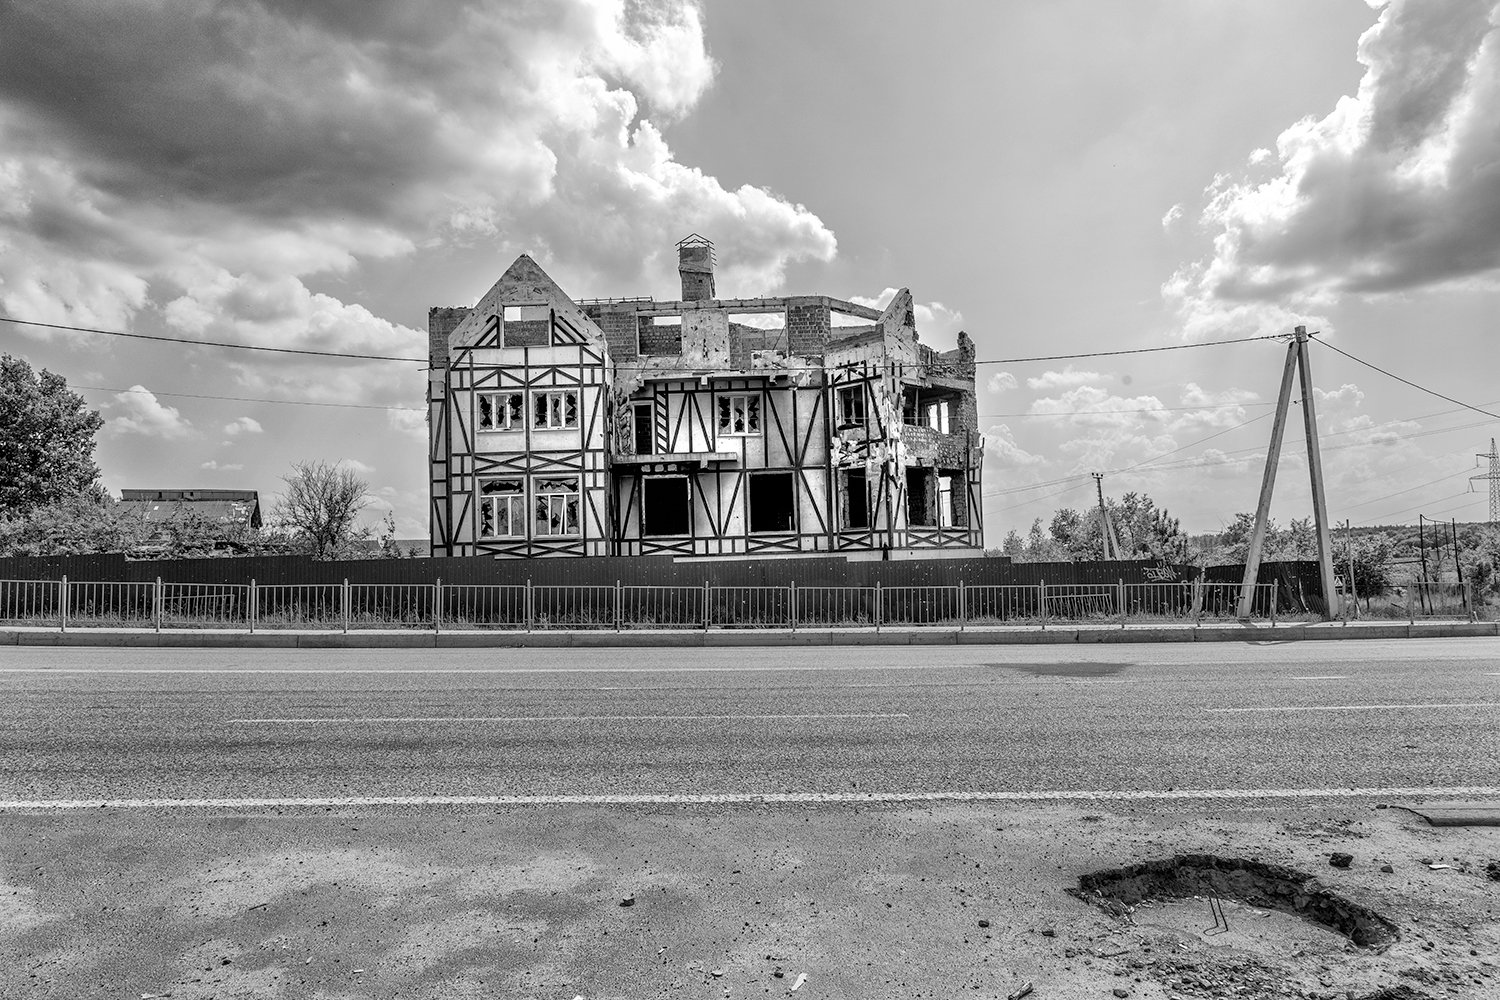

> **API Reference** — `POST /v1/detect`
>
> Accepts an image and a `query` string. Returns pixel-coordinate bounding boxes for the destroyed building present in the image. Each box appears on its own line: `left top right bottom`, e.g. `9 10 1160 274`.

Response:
427 235 982 559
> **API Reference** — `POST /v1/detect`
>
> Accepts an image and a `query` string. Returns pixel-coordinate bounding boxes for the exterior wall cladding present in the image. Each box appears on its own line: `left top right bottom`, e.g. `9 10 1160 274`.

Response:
427 239 984 560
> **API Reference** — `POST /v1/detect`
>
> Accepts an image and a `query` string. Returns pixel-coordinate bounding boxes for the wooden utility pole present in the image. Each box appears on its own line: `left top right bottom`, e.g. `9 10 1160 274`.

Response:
1237 326 1339 619
1093 472 1116 560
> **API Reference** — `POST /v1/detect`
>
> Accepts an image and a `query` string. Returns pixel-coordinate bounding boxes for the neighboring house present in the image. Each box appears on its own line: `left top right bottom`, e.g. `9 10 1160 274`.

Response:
117 489 262 552
427 236 982 560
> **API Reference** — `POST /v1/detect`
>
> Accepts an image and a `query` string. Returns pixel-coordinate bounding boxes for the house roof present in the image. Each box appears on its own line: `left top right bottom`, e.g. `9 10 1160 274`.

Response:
117 489 262 529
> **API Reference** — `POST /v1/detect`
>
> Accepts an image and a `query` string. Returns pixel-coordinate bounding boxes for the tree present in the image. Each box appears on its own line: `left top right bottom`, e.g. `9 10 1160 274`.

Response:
272 461 372 559
1047 493 1188 562
0 355 105 517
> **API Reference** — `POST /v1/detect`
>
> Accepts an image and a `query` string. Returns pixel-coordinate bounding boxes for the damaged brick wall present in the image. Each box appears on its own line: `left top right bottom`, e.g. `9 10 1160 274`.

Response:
428 307 469 368
786 301 831 356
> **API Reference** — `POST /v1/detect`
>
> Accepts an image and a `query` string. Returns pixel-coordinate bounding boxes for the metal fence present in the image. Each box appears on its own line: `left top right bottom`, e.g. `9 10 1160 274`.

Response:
0 576 1344 632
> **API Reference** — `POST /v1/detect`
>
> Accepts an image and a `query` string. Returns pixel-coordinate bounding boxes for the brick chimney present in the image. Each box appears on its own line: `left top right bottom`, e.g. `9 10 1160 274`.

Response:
677 234 715 301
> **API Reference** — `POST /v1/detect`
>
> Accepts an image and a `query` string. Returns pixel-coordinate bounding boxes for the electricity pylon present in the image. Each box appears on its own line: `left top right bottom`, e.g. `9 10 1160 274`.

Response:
1475 438 1500 524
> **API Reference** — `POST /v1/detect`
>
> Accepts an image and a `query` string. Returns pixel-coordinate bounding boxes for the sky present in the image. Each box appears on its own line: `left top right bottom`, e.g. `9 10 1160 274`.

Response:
2 0 1498 543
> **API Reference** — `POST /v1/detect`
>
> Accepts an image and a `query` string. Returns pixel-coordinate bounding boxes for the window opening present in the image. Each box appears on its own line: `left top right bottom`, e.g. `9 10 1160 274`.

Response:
632 402 654 455
926 400 950 433
479 479 525 538
906 467 935 526
532 389 579 429
938 473 956 528
638 315 683 356
502 304 550 347
842 468 868 530
534 476 581 536
642 475 691 537
477 391 524 431
717 393 761 436
836 385 866 428
749 471 796 533
902 388 920 425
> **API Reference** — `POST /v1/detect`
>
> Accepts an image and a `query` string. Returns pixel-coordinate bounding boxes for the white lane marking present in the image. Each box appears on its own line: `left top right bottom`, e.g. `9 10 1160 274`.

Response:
1208 702 1500 713
1290 675 1347 680
3 785 1498 812
230 713 910 724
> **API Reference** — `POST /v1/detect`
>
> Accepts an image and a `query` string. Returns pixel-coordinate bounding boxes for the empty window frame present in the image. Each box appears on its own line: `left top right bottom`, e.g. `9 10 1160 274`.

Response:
642 475 691 537
532 389 579 429
902 388 921 425
905 467 935 526
533 476 581 537
748 471 796 534
717 393 761 436
836 385 866 428
632 401 654 455
477 391 524 431
478 478 526 538
841 468 869 530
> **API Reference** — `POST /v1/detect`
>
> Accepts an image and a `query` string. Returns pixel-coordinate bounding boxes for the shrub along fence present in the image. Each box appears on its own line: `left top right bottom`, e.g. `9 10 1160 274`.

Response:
0 576 1305 632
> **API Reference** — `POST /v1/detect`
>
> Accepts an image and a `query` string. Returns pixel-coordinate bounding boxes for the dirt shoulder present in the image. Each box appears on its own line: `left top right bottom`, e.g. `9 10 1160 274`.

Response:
2 801 1496 999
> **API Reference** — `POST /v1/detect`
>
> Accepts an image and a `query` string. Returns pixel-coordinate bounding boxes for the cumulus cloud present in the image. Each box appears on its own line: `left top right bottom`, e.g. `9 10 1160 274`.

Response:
0 0 835 357
987 371 1018 394
106 386 193 439
387 408 428 438
1025 368 1105 392
222 416 263 436
1166 0 1500 335
850 288 965 351
982 424 1045 466
200 460 245 472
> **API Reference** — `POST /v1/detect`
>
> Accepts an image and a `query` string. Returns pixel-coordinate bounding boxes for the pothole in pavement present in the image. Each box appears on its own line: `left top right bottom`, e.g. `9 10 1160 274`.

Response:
1073 853 1399 952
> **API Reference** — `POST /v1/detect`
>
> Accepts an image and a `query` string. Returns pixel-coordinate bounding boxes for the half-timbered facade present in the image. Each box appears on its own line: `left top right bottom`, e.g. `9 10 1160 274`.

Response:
428 237 983 559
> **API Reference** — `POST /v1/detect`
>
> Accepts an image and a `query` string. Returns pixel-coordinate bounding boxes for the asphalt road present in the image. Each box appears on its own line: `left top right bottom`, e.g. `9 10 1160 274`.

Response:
3 638 1499 803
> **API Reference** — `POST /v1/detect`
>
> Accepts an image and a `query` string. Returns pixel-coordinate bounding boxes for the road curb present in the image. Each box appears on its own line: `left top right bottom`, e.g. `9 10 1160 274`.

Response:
2 621 1495 648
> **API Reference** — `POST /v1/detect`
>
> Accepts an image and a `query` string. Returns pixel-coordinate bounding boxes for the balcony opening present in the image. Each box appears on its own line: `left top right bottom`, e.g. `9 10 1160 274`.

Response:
749 471 796 533
938 470 965 527
906 467 935 527
841 468 868 530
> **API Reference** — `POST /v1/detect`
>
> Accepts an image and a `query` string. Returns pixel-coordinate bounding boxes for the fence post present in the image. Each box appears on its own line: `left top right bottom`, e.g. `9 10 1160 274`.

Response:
342 578 350 633
249 579 257 633
434 578 442 635
1267 579 1277 627
1039 580 1047 631
959 580 965 631
614 580 622 632
1118 578 1126 628
60 575 68 633
703 581 710 631
526 579 533 632
875 582 882 633
1191 577 1203 626
789 580 797 633
1408 582 1415 625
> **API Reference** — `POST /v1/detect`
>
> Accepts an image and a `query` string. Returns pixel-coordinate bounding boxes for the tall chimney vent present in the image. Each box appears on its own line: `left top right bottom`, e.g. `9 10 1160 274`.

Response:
676 233 716 301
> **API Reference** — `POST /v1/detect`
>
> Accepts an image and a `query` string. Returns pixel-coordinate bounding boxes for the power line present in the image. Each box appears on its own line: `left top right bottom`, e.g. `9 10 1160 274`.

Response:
0 315 427 363
979 401 1275 419
1317 341 1500 419
3 313 1279 372
73 384 423 413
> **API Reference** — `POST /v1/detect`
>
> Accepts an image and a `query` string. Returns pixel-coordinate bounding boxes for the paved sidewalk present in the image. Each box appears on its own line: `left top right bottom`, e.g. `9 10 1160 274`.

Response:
2 619 1493 647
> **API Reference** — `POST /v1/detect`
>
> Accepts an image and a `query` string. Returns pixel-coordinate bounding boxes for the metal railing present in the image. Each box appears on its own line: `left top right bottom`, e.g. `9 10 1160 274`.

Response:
0 577 1351 633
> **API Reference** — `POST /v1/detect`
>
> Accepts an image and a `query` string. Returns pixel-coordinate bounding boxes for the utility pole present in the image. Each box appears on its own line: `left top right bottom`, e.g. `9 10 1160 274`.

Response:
1418 513 1430 612
1237 326 1339 620
1474 438 1500 525
1092 472 1117 560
